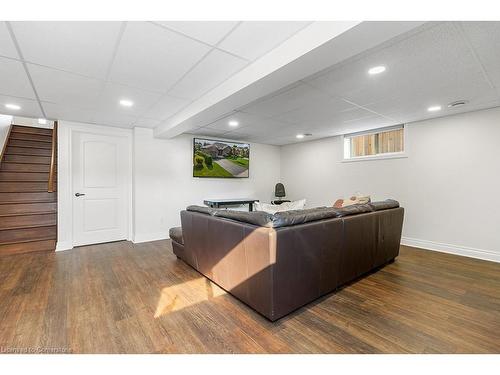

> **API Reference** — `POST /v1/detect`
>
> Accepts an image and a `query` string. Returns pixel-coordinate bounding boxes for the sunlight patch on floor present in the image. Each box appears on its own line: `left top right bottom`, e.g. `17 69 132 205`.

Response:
154 277 226 318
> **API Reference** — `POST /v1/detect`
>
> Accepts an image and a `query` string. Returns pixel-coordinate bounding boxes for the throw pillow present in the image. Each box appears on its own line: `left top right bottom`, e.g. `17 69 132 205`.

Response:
333 194 371 208
255 199 306 214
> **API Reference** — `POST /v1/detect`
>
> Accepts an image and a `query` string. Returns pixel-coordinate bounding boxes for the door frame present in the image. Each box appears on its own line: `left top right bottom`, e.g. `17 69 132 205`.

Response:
56 121 133 251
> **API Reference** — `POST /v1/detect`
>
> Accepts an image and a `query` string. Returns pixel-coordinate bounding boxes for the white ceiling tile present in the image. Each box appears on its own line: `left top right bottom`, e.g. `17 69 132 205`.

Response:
11 21 123 79
133 118 162 128
109 22 211 93
155 21 239 46
141 94 190 120
241 83 332 118
98 82 163 117
189 127 229 138
221 132 254 141
271 98 358 125
92 111 138 128
0 94 42 118
28 63 103 109
310 22 490 108
335 116 398 135
383 96 500 125
460 21 500 89
0 57 35 99
42 102 96 123
168 49 248 100
204 111 253 130
0 22 18 59
218 21 310 61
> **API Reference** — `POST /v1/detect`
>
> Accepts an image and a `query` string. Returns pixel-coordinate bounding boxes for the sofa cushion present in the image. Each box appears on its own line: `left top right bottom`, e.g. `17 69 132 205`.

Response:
169 227 184 245
213 209 274 227
271 207 334 228
271 204 374 228
186 205 216 215
333 203 373 217
369 199 400 211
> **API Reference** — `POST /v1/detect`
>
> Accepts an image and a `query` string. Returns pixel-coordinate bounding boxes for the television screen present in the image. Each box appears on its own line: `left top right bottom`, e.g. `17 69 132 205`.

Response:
193 138 250 178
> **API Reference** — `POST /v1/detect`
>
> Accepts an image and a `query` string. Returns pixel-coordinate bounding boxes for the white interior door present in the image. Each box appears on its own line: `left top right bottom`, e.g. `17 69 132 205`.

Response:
72 131 128 246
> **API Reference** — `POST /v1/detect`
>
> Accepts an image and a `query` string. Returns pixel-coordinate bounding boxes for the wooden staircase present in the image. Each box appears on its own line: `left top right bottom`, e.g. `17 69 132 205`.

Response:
0 123 58 256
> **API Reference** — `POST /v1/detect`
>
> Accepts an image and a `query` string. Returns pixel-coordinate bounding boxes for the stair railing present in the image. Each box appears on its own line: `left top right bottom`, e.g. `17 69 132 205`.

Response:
48 121 58 193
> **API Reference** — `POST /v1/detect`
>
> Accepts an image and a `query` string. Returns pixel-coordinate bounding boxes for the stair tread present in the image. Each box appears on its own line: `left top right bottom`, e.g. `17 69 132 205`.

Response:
7 143 52 150
0 170 52 173
0 236 57 246
11 125 53 135
2 160 50 164
5 146 52 156
0 223 56 231
10 135 52 143
0 211 55 216
0 200 55 204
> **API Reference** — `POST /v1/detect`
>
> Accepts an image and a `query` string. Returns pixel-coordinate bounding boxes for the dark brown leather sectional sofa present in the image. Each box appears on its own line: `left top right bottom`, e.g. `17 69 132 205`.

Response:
171 200 404 321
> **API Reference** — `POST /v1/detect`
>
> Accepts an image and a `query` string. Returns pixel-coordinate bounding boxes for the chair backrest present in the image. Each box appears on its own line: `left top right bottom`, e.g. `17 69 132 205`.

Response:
275 183 286 198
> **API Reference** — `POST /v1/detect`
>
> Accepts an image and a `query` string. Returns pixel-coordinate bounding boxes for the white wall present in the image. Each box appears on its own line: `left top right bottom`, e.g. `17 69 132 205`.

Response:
133 127 281 242
56 122 281 249
280 107 500 262
0 115 13 151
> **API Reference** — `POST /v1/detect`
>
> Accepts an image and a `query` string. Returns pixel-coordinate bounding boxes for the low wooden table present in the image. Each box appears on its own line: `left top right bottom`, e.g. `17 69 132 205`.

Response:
203 198 259 211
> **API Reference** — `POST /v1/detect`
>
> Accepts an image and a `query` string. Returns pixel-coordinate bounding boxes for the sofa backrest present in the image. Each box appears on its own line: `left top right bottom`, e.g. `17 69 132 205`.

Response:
186 199 400 228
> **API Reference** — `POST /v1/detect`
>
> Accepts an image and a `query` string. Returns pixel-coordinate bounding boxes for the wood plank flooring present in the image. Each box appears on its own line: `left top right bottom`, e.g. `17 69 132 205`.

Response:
0 241 499 353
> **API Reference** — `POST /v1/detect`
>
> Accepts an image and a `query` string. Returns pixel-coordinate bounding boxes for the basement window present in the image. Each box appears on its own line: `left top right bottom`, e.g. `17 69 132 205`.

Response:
343 125 406 161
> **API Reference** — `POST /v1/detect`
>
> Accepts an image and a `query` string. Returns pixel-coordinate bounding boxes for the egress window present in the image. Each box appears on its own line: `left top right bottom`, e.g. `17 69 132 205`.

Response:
343 125 405 160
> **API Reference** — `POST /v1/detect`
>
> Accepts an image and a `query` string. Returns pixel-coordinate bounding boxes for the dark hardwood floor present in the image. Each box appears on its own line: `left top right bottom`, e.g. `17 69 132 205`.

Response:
0 240 499 353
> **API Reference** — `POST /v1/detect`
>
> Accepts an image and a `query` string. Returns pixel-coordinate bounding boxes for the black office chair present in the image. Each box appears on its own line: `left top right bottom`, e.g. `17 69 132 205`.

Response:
272 183 290 205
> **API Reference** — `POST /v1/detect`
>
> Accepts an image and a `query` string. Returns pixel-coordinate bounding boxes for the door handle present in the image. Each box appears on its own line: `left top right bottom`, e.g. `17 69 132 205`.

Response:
75 193 86 197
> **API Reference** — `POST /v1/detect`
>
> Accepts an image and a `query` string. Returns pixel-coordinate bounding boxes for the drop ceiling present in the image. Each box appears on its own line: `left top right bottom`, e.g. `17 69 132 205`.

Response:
0 21 310 127
190 22 500 145
1 21 499 146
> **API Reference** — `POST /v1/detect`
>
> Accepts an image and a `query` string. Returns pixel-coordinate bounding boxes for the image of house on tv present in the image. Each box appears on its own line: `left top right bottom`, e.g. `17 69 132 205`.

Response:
193 139 249 178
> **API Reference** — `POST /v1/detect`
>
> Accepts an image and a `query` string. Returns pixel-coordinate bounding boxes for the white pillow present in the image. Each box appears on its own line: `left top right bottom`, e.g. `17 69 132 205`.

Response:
255 199 306 214
282 199 306 211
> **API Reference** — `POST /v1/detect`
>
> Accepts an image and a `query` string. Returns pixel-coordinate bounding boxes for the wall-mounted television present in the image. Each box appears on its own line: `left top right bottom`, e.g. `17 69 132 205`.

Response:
193 138 250 178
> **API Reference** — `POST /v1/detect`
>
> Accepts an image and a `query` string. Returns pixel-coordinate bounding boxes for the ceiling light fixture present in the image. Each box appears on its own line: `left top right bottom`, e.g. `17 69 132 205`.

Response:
368 66 386 75
228 120 239 127
38 118 47 125
119 99 134 107
296 134 305 139
427 105 442 112
5 103 21 110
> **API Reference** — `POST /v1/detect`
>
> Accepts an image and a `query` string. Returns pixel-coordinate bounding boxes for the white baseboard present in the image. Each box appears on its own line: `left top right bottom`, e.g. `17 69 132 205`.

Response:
401 237 500 263
132 232 169 244
55 241 73 252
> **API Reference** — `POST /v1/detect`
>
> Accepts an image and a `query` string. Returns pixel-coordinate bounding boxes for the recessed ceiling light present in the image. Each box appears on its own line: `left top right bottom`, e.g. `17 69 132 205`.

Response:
228 120 239 127
368 66 386 75
38 118 47 125
448 100 468 108
296 134 305 139
5 103 21 110
427 105 442 112
119 99 134 107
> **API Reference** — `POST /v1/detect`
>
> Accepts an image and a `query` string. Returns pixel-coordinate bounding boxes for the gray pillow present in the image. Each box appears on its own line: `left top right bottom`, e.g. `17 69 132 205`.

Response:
186 205 216 215
213 209 274 227
368 199 400 211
